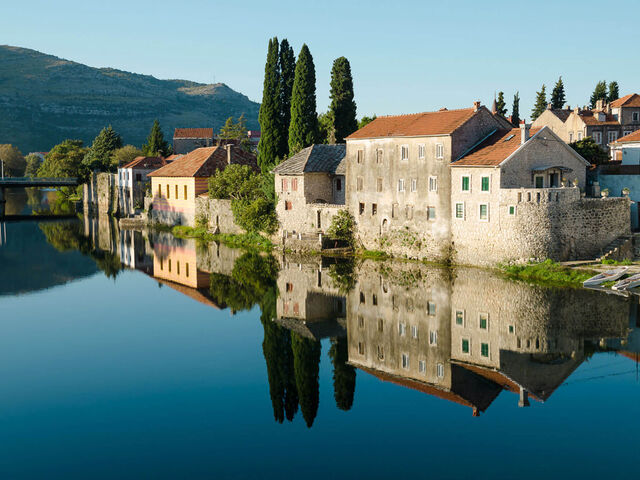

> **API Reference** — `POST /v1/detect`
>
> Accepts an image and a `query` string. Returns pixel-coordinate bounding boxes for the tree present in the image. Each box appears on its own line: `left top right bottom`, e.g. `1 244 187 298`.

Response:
291 332 321 428
608 81 620 102
142 119 170 157
495 92 507 117
38 140 89 180
219 115 252 151
288 44 318 155
329 337 356 411
111 145 144 169
570 137 609 165
278 39 296 160
551 76 566 109
531 84 547 121
83 125 122 172
358 115 377 129
0 144 26 177
24 153 42 177
328 56 358 143
511 92 520 126
590 81 608 108
327 209 355 247
317 112 335 144
258 37 282 172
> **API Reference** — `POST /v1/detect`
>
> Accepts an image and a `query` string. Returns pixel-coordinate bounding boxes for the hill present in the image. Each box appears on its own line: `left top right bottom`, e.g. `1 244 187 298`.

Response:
0 45 260 153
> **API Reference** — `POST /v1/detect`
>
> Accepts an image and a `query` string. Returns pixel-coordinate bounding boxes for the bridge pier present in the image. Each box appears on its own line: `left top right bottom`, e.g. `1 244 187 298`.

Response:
0 187 5 218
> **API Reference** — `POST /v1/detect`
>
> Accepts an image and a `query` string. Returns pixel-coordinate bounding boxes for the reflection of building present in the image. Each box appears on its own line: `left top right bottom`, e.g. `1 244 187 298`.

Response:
119 229 153 274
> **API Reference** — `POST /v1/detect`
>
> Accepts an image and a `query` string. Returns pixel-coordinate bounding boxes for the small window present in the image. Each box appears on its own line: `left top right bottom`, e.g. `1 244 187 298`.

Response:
577 132 583 140
359 202 365 215
398 179 405 192
418 144 425 159
435 143 444 159
427 301 436 316
535 175 544 188
569 132 574 143
508 205 516 216
185 262 189 277
593 131 602 144
377 345 385 360
411 325 418 339
455 202 464 219
176 261 180 275
481 176 490 192
481 343 490 358
376 177 383 192
479 204 489 221
372 294 378 305
398 323 406 336
429 176 437 192
419 360 426 374
634 112 640 122
479 313 489 330
624 130 633 137
168 259 172 273
427 206 436 221
357 150 364 164
175 185 179 199
462 176 470 192
282 178 288 191
377 319 384 332
286 282 294 292
285 200 292 210
455 310 464 326
360 292 365 304
376 149 383 164
372 203 378 215
392 203 398 218
508 325 515 334
136 173 142 182
166 184 170 199
358 342 365 355
401 145 409 161
429 330 437 346
357 177 364 191
335 178 342 191
405 205 414 220
462 338 470 354
411 178 417 192
158 184 162 196
401 353 410 369
608 131 618 144
291 178 298 191
436 363 444 378
184 185 188 200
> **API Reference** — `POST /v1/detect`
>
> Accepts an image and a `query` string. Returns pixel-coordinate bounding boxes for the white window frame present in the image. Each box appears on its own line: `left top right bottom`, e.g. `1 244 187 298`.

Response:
429 330 438 346
435 143 444 159
479 203 489 222
418 144 425 159
418 360 426 374
461 338 471 355
481 175 490 193
479 312 489 330
428 176 438 192
411 178 417 192
436 363 444 379
624 130 633 137
398 178 405 192
400 145 409 161
577 132 583 141
534 175 544 188
508 205 517 216
401 353 410 369
398 322 406 336
593 131 602 144
454 309 465 327
411 325 419 339
427 206 436 221
633 112 640 122
608 131 618 144
455 202 465 220
461 175 471 192
480 342 490 358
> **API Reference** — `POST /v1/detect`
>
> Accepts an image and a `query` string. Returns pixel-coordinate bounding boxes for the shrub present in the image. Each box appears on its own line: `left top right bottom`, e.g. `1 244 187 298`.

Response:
327 210 355 246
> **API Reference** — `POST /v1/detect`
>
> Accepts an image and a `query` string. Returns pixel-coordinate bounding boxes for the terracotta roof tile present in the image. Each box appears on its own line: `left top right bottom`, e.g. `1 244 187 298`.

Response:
614 129 640 144
173 128 214 139
610 93 640 108
147 146 257 178
453 128 540 166
122 156 166 170
346 107 478 139
579 111 620 126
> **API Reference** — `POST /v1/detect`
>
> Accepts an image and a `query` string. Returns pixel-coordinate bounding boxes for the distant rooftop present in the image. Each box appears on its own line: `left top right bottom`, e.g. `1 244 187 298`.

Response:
173 128 214 139
272 144 346 175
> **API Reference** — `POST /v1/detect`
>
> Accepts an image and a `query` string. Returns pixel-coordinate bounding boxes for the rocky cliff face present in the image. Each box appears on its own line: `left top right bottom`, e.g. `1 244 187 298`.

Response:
0 45 260 152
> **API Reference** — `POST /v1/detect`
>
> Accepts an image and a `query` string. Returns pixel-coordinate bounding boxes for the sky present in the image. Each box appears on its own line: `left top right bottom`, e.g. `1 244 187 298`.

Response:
2 0 639 120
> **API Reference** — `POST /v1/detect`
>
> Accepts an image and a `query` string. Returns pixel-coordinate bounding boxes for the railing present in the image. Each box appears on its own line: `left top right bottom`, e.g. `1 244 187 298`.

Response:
0 177 79 185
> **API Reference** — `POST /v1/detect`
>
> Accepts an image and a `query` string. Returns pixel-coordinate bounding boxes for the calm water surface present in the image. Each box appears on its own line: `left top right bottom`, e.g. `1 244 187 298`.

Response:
0 190 639 479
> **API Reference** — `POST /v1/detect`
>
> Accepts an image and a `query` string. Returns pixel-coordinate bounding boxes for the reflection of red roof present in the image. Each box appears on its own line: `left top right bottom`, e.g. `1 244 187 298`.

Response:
617 351 640 362
174 128 214 139
610 94 640 108
154 277 221 310
122 156 166 169
453 128 541 166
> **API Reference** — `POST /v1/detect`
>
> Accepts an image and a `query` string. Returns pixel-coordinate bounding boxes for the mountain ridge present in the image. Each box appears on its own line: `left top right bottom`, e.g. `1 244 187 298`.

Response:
0 45 260 153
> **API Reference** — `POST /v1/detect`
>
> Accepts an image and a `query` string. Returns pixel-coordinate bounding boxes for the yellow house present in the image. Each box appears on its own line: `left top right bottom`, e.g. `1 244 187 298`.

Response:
147 145 257 226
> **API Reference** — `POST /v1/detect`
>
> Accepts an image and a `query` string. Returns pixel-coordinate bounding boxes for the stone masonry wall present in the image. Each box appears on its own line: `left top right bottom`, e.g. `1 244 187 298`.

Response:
195 197 244 234
83 173 119 216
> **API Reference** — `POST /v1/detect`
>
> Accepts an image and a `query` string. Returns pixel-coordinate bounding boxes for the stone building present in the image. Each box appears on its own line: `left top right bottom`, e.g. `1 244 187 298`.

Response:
173 128 215 155
273 144 346 245
117 156 167 216
148 145 257 227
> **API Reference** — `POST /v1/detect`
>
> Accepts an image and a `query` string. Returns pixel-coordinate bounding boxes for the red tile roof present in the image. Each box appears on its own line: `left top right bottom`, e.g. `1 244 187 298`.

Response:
578 111 619 126
453 128 540 166
614 129 640 144
173 128 214 139
610 93 640 108
147 146 257 178
122 156 166 170
164 154 184 162
346 107 478 139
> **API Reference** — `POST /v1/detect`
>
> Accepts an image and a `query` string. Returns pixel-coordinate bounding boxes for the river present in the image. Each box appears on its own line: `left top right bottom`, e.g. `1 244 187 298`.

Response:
0 190 639 478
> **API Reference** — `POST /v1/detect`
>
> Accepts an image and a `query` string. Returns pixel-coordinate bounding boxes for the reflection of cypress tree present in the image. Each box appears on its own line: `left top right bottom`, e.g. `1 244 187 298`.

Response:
291 332 321 428
329 336 356 411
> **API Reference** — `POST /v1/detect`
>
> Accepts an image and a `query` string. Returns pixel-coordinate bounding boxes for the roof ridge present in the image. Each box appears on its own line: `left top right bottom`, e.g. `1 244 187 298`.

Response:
376 106 474 119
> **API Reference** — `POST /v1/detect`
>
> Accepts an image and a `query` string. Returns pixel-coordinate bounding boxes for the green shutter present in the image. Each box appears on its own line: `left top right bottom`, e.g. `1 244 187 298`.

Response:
462 176 470 191
482 177 489 191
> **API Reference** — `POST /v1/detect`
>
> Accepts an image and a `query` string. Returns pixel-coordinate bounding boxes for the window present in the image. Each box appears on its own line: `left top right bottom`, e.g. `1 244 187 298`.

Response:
282 178 288 191
455 202 464 219
462 338 470 354
392 203 398 218
427 206 436 221
535 175 544 188
291 178 298 191
377 319 384 332
508 325 515 334
286 282 294 292
429 330 438 346
285 200 292 210
455 310 464 326
508 205 516 216
462 176 470 192
479 313 489 330
359 202 365 215
411 178 417 192
479 204 489 221
358 342 365 355
357 149 364 164
358 315 364 328
398 179 405 192
335 178 342 191
398 323 406 336
372 203 378 215
405 205 414 220
569 132 574 143
377 345 385 360
429 176 438 192
166 184 170 198
411 325 419 339
419 360 426 374
608 131 618 144
401 353 410 369
634 112 640 122
175 185 179 199
577 132 583 141
136 173 142 182
185 263 189 277
158 184 162 196
427 301 436 316
184 185 188 200
481 343 490 358
376 177 383 192
168 259 172 273
593 131 602 144
436 363 444 378
357 177 364 191
481 176 490 192
177 261 180 275
372 294 378 305
376 149 383 164
624 130 633 137
435 143 444 159
401 145 409 161
418 144 425 159
359 292 365 304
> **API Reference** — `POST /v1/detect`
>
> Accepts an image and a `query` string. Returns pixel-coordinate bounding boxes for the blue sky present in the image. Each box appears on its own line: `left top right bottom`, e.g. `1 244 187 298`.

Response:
2 0 639 120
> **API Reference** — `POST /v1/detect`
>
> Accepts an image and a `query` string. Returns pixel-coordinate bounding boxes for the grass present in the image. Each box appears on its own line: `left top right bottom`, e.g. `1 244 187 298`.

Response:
210 232 274 251
357 249 390 260
501 259 597 288
172 225 214 241
601 258 633 265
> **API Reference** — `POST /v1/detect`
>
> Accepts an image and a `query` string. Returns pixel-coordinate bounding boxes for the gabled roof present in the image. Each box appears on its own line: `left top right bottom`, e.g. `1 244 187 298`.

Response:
610 93 640 108
453 128 539 166
272 144 346 175
122 156 166 170
613 129 640 144
346 106 479 139
147 146 257 178
549 108 573 122
578 111 619 126
164 154 184 162
173 128 214 139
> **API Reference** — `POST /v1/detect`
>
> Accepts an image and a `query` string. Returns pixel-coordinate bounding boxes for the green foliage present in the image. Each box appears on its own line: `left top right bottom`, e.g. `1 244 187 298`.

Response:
358 249 389 259
171 225 213 241
608 81 620 102
531 84 547 121
329 57 358 143
317 112 335 144
327 209 355 246
211 232 274 251
111 145 144 169
219 115 252 152
288 44 318 155
551 76 566 109
511 92 520 126
601 258 633 265
329 337 356 411
570 137 609 165
590 81 608 108
502 259 596 288
83 125 123 172
24 153 42 177
328 258 357 294
278 39 296 160
38 140 89 181
495 92 507 116
291 332 321 428
358 115 376 129
142 119 171 157
0 144 26 177
258 38 283 172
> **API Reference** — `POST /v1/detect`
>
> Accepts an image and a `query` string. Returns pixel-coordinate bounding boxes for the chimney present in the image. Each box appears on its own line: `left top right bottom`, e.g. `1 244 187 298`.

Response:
547 103 552 110
520 120 530 145
473 101 481 112
225 143 232 164
595 99 605 111
518 387 530 408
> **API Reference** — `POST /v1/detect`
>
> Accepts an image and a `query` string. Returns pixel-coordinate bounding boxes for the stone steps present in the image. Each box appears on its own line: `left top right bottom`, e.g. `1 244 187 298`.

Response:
596 235 634 262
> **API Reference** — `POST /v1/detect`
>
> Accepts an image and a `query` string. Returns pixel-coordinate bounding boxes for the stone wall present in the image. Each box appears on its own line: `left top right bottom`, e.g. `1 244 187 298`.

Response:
195 196 244 234
83 173 119 216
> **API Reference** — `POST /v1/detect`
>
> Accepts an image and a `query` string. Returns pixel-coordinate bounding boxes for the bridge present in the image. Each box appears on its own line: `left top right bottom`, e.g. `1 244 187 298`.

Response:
0 177 80 217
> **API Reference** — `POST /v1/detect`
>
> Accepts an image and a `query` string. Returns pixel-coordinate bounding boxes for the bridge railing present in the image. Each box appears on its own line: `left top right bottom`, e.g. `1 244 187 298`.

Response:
0 177 79 185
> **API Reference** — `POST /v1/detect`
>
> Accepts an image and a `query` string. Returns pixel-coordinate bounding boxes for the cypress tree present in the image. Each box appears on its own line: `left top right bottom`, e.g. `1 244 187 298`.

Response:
329 56 358 143
551 76 566 109
511 92 520 126
84 125 123 171
257 38 282 172
590 81 607 108
329 337 356 411
288 44 318 155
531 85 547 121
278 39 296 159
495 91 507 116
291 332 321 428
608 81 620 102
142 120 170 157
